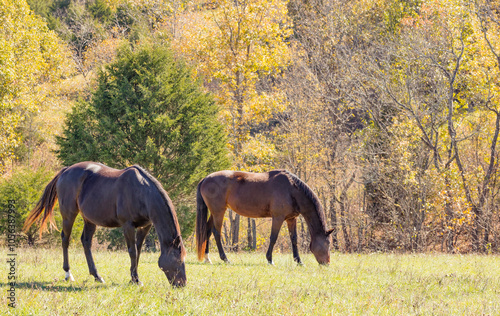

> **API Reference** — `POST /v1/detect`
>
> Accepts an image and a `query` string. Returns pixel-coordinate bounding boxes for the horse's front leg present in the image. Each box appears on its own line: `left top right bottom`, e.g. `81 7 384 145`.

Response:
286 218 302 265
123 222 140 284
134 223 152 284
81 220 104 282
266 217 285 265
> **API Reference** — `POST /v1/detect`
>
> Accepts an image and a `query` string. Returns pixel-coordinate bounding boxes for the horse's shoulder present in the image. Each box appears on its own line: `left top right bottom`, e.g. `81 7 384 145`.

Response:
124 165 149 180
266 170 296 186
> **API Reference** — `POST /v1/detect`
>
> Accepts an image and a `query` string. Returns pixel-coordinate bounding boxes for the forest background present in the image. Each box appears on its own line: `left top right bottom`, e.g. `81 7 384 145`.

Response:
1 0 500 255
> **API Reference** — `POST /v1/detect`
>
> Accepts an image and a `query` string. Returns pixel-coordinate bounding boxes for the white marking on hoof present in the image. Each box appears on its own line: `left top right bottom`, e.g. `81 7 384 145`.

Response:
96 276 105 283
204 254 212 264
65 271 75 282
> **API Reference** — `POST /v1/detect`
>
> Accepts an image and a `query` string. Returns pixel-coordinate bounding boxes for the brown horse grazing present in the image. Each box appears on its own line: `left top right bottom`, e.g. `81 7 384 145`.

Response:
23 161 187 287
196 170 334 265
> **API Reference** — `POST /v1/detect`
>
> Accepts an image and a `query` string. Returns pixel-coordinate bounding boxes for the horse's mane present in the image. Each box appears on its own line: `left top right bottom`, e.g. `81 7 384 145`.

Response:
132 165 183 241
283 170 328 233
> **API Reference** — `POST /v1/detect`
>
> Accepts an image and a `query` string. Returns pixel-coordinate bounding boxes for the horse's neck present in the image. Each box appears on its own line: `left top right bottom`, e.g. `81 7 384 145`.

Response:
300 205 326 237
150 206 179 248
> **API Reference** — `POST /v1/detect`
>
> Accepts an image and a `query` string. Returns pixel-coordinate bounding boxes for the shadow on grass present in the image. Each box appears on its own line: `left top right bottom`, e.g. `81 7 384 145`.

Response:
1 281 121 292
187 260 284 267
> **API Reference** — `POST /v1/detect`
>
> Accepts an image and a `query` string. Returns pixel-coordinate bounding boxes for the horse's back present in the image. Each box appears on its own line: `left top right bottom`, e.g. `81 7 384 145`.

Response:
202 169 296 218
57 162 125 196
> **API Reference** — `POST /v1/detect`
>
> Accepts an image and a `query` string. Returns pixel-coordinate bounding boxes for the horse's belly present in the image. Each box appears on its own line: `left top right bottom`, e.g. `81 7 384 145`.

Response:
228 200 272 218
226 183 277 218
81 211 121 228
78 198 121 227
236 208 272 218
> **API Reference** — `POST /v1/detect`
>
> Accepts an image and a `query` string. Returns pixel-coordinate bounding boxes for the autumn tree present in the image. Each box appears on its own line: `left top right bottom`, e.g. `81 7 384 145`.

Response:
171 0 292 250
0 0 70 173
375 0 500 252
285 0 384 252
283 0 500 253
329 0 500 252
468 0 500 251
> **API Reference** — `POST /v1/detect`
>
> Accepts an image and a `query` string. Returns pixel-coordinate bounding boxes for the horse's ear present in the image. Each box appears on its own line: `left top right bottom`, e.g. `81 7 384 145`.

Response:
326 229 335 236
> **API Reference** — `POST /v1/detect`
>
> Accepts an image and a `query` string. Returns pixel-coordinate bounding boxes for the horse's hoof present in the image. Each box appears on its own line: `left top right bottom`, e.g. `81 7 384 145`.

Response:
223 258 230 264
65 271 75 282
268 261 274 266
95 276 105 283
130 280 143 286
204 256 212 264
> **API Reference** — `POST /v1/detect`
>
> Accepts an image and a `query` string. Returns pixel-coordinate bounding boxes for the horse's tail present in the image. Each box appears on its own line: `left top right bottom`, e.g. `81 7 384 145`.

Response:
196 178 209 261
23 167 68 236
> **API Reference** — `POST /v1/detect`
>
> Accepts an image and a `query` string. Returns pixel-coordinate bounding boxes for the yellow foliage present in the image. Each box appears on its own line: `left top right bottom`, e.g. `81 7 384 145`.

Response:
83 37 126 72
235 134 277 172
0 0 73 172
168 0 291 170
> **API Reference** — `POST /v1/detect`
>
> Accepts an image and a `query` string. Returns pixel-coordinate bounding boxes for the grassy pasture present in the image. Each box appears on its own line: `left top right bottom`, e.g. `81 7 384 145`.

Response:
1 247 500 315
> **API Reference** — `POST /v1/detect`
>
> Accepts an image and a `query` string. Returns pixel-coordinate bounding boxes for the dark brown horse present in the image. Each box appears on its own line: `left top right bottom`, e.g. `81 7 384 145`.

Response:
196 170 333 265
23 161 186 287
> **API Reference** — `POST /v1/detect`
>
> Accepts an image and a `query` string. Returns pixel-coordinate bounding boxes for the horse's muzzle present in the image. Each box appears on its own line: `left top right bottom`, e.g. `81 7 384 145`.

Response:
172 278 187 287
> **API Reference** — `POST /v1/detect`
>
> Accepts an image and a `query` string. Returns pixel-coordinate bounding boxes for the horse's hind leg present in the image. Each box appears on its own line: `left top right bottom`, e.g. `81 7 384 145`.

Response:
286 217 302 265
81 220 104 283
134 223 152 285
123 222 140 284
212 212 229 263
61 212 78 281
204 216 214 263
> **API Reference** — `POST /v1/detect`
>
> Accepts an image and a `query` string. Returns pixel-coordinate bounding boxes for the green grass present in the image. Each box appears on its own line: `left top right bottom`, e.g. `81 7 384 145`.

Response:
1 247 500 315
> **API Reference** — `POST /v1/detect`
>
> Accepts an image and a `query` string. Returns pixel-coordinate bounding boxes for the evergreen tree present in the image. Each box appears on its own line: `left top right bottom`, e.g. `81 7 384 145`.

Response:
57 44 230 235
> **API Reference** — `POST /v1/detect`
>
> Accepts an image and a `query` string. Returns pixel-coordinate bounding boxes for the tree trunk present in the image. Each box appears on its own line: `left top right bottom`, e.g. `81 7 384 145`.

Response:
339 199 351 252
252 219 257 249
300 217 308 252
472 206 482 252
230 210 240 251
27 233 35 247
357 223 364 252
246 218 256 250
329 198 338 250
444 174 455 253
223 220 229 245
339 173 355 252
484 211 491 252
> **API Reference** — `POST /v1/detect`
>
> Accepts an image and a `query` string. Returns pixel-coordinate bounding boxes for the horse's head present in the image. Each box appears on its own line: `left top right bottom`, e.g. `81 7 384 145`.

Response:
310 229 334 265
159 236 187 287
